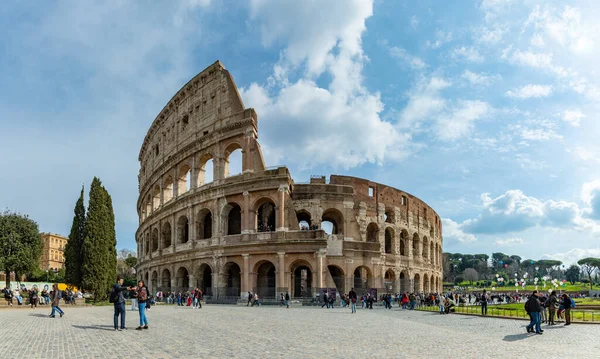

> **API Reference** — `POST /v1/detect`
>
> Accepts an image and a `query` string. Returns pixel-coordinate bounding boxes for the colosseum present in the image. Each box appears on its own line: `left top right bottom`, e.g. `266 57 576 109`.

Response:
135 61 443 302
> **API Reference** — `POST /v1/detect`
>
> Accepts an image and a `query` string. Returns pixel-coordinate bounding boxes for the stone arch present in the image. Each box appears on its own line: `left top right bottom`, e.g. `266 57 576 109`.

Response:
151 271 158 293
353 265 372 293
145 194 152 218
430 241 434 263
144 232 150 256
254 260 276 299
422 236 429 261
327 265 345 294
163 175 174 203
399 271 410 293
175 266 190 290
222 202 242 235
430 226 434 238
321 208 344 235
253 197 276 232
152 184 161 211
176 215 189 244
224 142 243 177
366 222 379 242
412 233 420 260
384 269 396 292
151 227 159 252
423 274 430 293
177 162 192 194
195 263 213 296
222 262 241 297
161 269 171 290
161 221 172 248
296 209 312 230
400 229 408 256
413 273 421 293
290 259 313 298
196 153 215 186
384 227 394 254
430 274 435 293
196 208 213 240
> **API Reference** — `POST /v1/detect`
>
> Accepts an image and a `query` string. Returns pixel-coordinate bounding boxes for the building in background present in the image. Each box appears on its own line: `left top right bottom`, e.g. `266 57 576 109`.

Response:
40 233 68 271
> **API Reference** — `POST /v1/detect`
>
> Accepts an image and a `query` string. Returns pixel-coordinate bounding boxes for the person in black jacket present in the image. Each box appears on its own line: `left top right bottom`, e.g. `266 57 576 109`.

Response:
562 293 572 325
525 291 543 334
548 291 558 325
349 288 357 314
111 276 133 331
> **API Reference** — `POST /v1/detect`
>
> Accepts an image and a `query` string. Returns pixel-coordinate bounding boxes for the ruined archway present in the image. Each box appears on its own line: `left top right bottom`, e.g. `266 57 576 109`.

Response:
255 198 276 232
223 262 241 297
322 208 343 235
161 221 172 248
290 260 313 298
255 261 276 299
353 266 372 293
196 208 212 240
151 228 159 252
412 233 420 260
384 269 396 292
176 266 190 290
222 202 242 235
384 227 394 254
177 215 189 244
366 222 379 242
196 263 213 296
296 210 312 230
161 269 171 291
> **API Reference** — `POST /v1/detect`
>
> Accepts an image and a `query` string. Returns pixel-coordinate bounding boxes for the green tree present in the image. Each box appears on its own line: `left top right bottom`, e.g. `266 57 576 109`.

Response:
578 258 600 290
565 264 580 285
64 186 86 287
0 211 43 288
81 178 117 301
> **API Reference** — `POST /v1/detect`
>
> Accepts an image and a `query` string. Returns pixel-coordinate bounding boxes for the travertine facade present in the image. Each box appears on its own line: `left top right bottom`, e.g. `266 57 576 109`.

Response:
135 61 443 299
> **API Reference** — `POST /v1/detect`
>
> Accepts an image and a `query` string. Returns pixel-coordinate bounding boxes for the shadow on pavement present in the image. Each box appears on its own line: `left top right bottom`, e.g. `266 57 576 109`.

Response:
28 313 52 318
503 333 531 342
72 324 115 331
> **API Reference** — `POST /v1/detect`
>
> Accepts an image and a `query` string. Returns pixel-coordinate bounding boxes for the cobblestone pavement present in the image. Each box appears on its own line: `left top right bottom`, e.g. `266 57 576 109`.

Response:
1 304 599 358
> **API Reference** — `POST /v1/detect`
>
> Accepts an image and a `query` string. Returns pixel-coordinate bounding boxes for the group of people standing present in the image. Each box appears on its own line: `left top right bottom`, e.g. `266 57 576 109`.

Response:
524 290 573 334
111 276 149 331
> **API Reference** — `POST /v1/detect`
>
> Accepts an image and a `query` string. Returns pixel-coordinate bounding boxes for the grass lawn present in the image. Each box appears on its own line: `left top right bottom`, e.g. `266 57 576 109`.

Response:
447 282 600 292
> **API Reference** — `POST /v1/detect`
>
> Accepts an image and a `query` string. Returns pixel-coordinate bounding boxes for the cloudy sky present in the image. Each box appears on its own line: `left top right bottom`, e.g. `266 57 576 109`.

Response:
1 0 599 265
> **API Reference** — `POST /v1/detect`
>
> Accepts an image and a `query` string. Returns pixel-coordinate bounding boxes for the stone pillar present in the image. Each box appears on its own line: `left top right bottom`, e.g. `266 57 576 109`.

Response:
188 274 196 290
243 135 251 172
242 191 251 234
190 156 197 189
276 185 287 231
172 214 177 251
173 168 179 198
189 205 196 243
242 254 250 294
277 252 285 292
316 251 325 288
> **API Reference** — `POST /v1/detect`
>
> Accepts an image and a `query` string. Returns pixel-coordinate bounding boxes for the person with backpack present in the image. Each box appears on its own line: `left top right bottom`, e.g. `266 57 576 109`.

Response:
525 291 543 334
49 283 64 318
349 288 357 314
480 290 488 316
547 291 558 325
134 280 149 330
285 291 290 309
110 276 133 331
562 293 572 326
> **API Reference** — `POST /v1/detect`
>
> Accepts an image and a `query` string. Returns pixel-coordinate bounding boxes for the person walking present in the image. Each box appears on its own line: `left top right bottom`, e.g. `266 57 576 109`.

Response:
247 291 252 306
548 291 557 325
525 291 543 334
29 286 38 309
193 288 200 309
285 292 290 309
349 288 357 314
321 291 329 308
562 293 572 326
135 280 149 330
49 283 64 318
110 276 132 331
480 290 488 316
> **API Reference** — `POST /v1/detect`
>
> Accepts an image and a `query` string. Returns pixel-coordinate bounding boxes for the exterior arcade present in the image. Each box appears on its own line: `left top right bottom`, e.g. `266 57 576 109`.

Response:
135 60 443 301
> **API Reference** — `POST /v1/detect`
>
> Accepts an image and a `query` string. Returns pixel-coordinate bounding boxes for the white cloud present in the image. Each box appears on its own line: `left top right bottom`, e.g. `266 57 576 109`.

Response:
387 45 426 69
436 100 490 141
243 0 410 169
442 218 477 243
506 84 552 98
452 46 484 62
581 180 600 220
511 119 562 142
495 237 524 246
474 25 506 44
410 15 419 30
572 146 600 163
427 30 452 49
542 248 600 266
462 70 501 86
561 110 584 126
515 154 547 170
506 50 568 77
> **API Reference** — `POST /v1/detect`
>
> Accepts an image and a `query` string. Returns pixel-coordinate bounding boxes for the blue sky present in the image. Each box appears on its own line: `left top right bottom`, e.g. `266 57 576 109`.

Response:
1 0 600 265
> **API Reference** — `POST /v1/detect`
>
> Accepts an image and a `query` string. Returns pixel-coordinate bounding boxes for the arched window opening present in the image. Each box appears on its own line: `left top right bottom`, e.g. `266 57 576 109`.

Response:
385 208 395 223
178 164 191 194
197 154 214 186
400 230 407 256
162 222 172 248
422 237 429 260
353 266 371 292
145 195 152 217
366 222 378 242
225 147 243 177
175 267 190 291
384 228 393 254
257 201 276 232
322 208 343 235
196 209 213 240
291 262 313 298
400 272 409 293
255 261 276 299
296 210 312 230
412 233 420 259
151 271 158 293
327 265 345 294
152 185 161 210
163 176 174 202
414 273 421 293
223 262 241 297
196 264 213 296
224 203 242 235
177 216 189 244
151 228 159 252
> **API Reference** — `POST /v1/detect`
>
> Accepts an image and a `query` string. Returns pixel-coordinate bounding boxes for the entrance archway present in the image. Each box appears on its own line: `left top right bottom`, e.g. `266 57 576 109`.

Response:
223 262 241 297
353 266 372 293
196 263 213 296
255 261 276 299
384 269 396 292
327 265 345 294
399 272 409 293
161 269 171 290
176 267 190 290
151 271 158 293
414 273 421 293
290 261 312 298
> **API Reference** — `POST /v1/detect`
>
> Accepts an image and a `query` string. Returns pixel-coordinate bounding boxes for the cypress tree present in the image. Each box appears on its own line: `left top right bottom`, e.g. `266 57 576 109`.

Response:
81 177 116 301
64 186 85 287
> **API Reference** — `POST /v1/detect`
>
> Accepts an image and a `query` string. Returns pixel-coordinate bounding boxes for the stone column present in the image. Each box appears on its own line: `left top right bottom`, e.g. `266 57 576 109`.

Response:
316 251 325 289
188 274 195 290
277 252 285 292
172 214 177 251
190 156 198 189
276 185 287 231
242 254 250 293
173 168 179 198
242 191 251 234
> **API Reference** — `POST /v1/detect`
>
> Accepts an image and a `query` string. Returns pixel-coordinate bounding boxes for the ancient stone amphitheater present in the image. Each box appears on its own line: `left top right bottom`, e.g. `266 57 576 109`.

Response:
135 61 443 301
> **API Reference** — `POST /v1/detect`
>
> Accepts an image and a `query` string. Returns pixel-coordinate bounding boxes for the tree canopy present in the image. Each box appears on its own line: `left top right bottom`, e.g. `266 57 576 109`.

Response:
0 211 42 287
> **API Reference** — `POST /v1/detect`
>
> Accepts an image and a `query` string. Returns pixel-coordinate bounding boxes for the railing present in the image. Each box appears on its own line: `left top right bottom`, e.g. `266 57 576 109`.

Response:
416 304 600 323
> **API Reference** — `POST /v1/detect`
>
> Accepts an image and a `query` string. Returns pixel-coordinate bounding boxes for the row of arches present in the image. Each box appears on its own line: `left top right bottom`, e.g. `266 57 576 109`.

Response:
141 144 244 221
